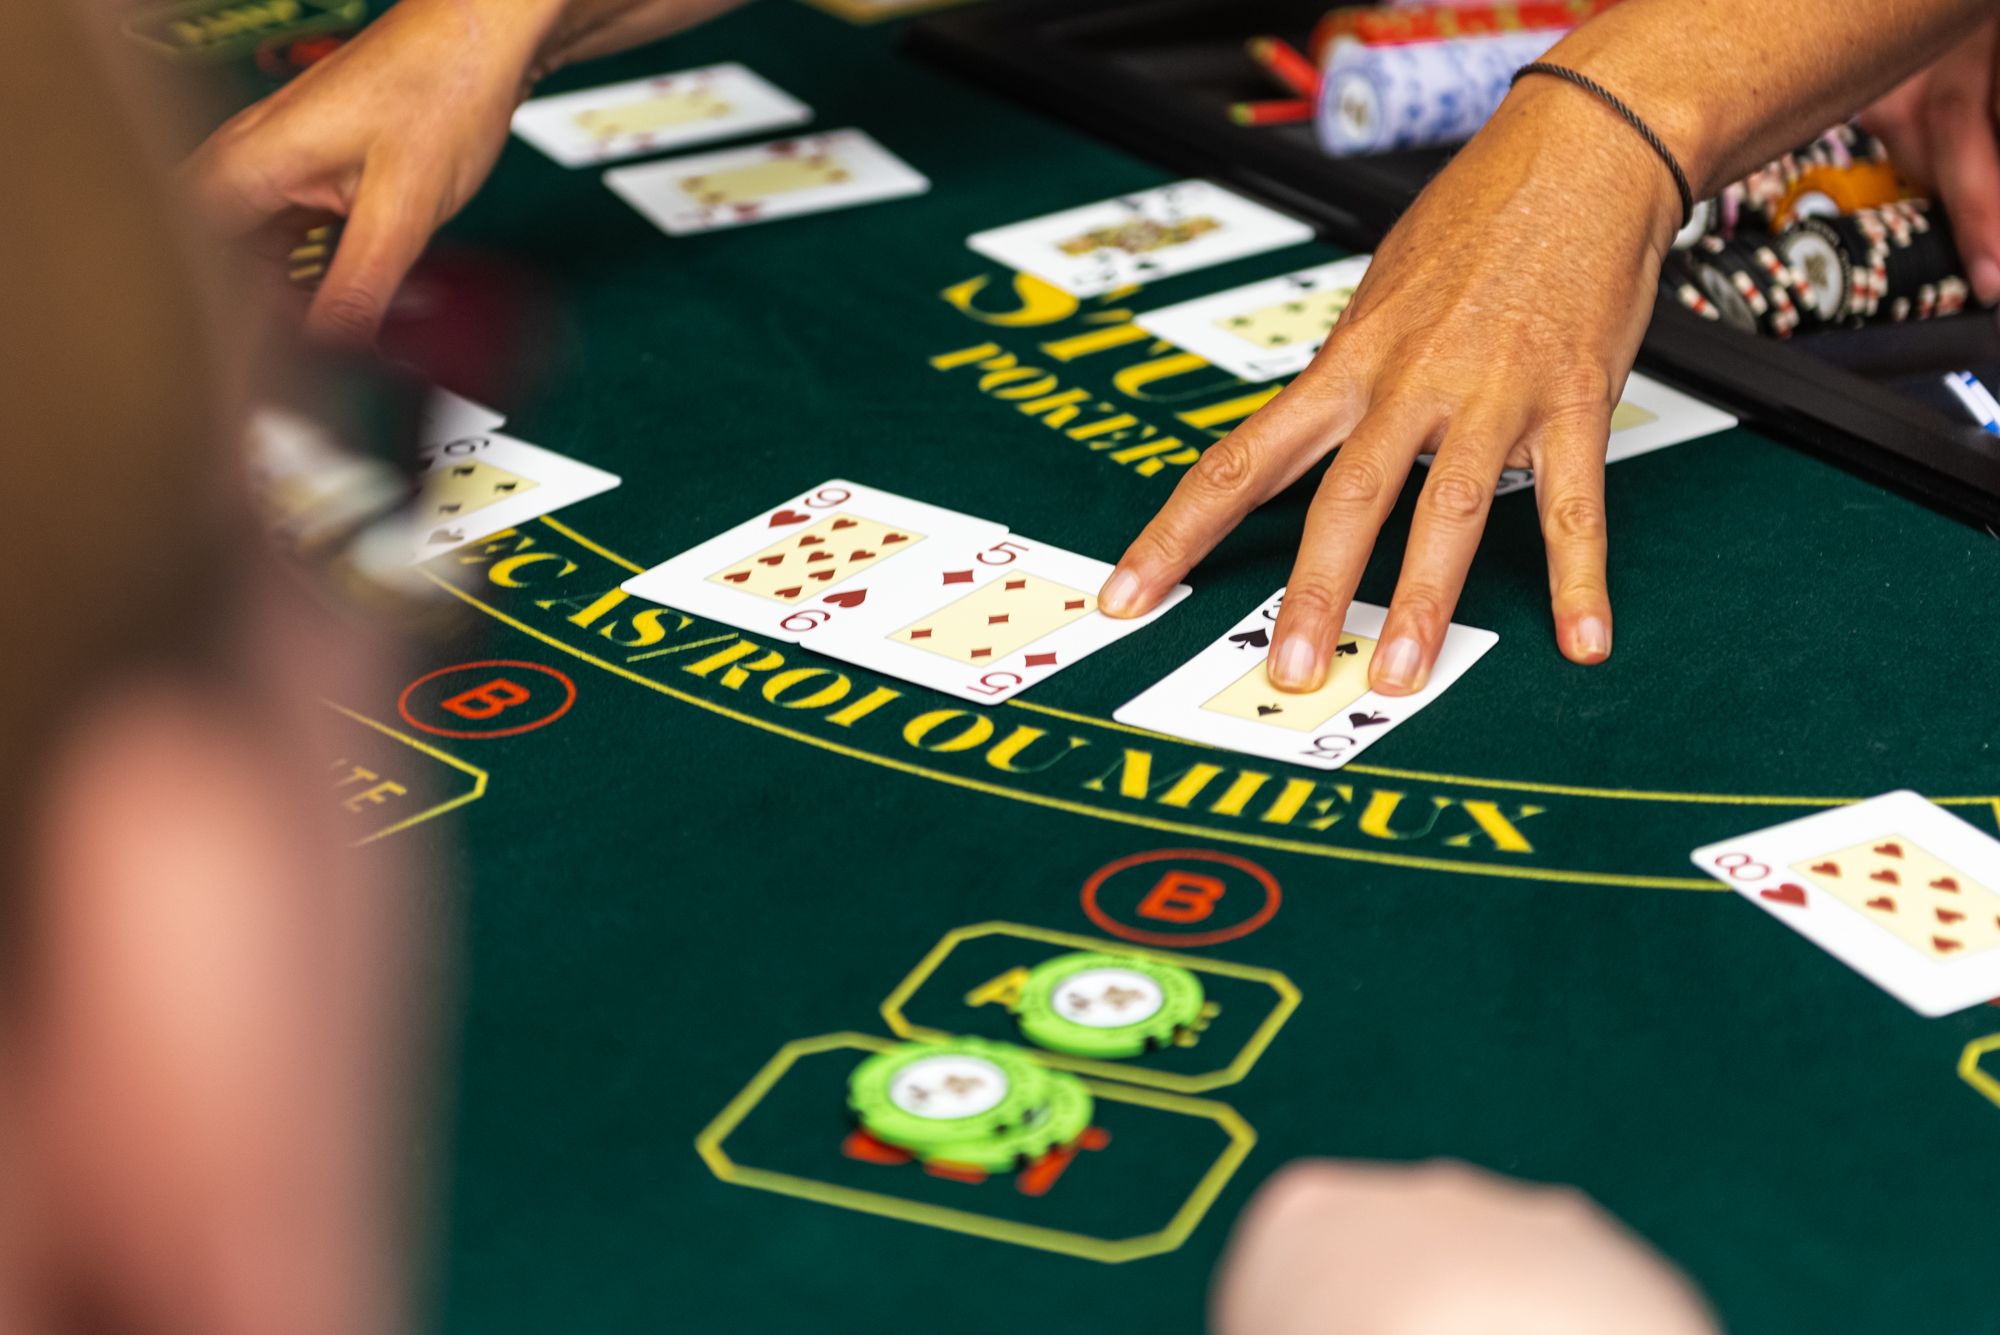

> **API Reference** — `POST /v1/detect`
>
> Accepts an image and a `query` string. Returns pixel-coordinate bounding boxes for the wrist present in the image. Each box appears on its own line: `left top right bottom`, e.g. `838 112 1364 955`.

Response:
1489 75 1688 258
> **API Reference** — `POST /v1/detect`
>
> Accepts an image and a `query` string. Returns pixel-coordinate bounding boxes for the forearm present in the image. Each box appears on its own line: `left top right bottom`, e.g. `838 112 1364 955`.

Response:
1542 0 1996 195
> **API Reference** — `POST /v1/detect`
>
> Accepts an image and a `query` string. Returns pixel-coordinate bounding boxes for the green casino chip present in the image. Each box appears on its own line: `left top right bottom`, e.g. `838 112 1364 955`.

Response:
847 1039 1052 1153
1014 951 1204 1058
917 1069 1096 1173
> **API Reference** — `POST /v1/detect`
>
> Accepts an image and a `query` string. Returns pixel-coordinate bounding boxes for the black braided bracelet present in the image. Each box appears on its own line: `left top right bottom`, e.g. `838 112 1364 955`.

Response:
1510 61 1694 230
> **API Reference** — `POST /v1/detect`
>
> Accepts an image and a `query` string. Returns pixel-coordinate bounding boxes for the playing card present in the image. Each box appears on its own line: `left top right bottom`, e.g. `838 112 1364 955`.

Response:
419 386 506 446
1418 371 1737 496
604 129 928 236
619 480 1007 643
511 63 812 168
967 180 1315 298
405 432 620 564
1691 791 2000 1016
1115 591 1496 769
809 535 1190 704
1133 256 1371 382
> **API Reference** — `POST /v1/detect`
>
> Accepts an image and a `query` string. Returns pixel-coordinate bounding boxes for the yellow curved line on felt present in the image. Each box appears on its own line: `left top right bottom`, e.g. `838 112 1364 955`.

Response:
1957 1032 2000 1109
539 520 2000 816
692 1031 1257 1263
880 921 1300 1094
426 573 1720 890
1008 699 2000 810
323 703 489 845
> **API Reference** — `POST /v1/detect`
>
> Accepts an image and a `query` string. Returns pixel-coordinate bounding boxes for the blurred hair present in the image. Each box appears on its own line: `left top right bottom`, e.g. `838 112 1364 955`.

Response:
0 0 239 920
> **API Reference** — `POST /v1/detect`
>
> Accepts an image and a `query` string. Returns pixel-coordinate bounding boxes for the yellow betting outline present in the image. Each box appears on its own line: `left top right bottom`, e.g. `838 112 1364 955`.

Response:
694 1031 1256 1263
881 921 1298 1093
324 703 488 845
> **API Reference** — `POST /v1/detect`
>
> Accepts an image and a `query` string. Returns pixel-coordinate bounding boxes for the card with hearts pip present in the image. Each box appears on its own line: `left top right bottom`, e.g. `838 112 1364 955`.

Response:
511 63 812 168
1115 590 1497 770
1692 791 2000 1016
810 534 1190 704
620 480 1007 643
604 129 928 235
967 180 1315 298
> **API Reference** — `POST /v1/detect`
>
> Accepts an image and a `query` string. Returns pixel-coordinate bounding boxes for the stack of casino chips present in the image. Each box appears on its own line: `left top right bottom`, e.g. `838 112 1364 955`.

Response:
1667 200 1969 336
1668 233 1816 337
1007 951 1208 1058
846 1039 1095 1172
1307 0 1613 55
844 952 1208 1171
1779 200 1969 326
1706 124 1897 241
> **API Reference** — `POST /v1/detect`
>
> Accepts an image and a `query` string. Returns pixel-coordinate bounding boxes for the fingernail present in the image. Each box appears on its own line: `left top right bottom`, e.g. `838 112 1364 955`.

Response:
1100 569 1142 617
1375 636 1423 691
1974 258 2000 305
1576 615 1611 660
1269 636 1318 689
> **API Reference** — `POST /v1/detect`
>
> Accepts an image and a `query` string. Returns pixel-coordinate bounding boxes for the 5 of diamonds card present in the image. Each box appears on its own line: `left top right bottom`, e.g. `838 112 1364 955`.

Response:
1691 791 2000 1016
967 180 1315 298
511 63 811 168
1115 590 1496 770
809 534 1190 704
620 480 1006 643
604 129 927 235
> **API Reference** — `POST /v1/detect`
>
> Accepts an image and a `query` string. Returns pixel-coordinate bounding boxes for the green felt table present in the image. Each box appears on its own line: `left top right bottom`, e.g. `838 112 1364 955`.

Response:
175 1 2000 1329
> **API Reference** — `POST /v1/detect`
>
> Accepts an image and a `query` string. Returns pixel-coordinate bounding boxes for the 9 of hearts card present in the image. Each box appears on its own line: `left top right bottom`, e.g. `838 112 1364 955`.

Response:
620 480 1006 643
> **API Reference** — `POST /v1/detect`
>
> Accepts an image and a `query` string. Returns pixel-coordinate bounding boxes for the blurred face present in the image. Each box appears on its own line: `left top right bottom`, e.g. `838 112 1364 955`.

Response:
0 5 434 1333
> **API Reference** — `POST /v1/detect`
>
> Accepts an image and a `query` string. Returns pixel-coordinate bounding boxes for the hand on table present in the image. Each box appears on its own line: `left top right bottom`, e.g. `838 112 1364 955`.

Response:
184 0 554 342
1099 79 1686 693
1212 1160 1720 1335
1860 19 2000 304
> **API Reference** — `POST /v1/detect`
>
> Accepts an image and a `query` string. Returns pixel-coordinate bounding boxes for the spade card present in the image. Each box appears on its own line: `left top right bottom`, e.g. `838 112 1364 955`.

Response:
620 480 1006 643
1115 591 1496 769
809 535 1189 704
967 180 1315 298
1134 256 1371 382
511 63 811 167
1691 791 2000 1016
419 386 506 446
604 129 928 236
1418 371 1737 496
405 432 620 564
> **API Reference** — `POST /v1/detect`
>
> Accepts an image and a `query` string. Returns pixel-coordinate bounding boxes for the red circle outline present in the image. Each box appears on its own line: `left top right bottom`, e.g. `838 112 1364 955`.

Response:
397 660 577 739
1081 848 1282 947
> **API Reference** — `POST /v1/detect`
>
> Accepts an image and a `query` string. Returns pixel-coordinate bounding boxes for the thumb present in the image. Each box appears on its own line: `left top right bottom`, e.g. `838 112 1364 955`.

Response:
304 171 435 343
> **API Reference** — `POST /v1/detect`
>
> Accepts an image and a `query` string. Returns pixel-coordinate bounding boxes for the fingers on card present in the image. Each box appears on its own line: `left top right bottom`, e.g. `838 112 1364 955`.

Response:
811 536 1190 704
409 433 620 563
605 129 928 235
1114 592 1496 769
1692 791 2000 1015
1135 256 1372 382
1415 371 1738 496
511 63 811 167
967 180 1314 298
619 480 1006 642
